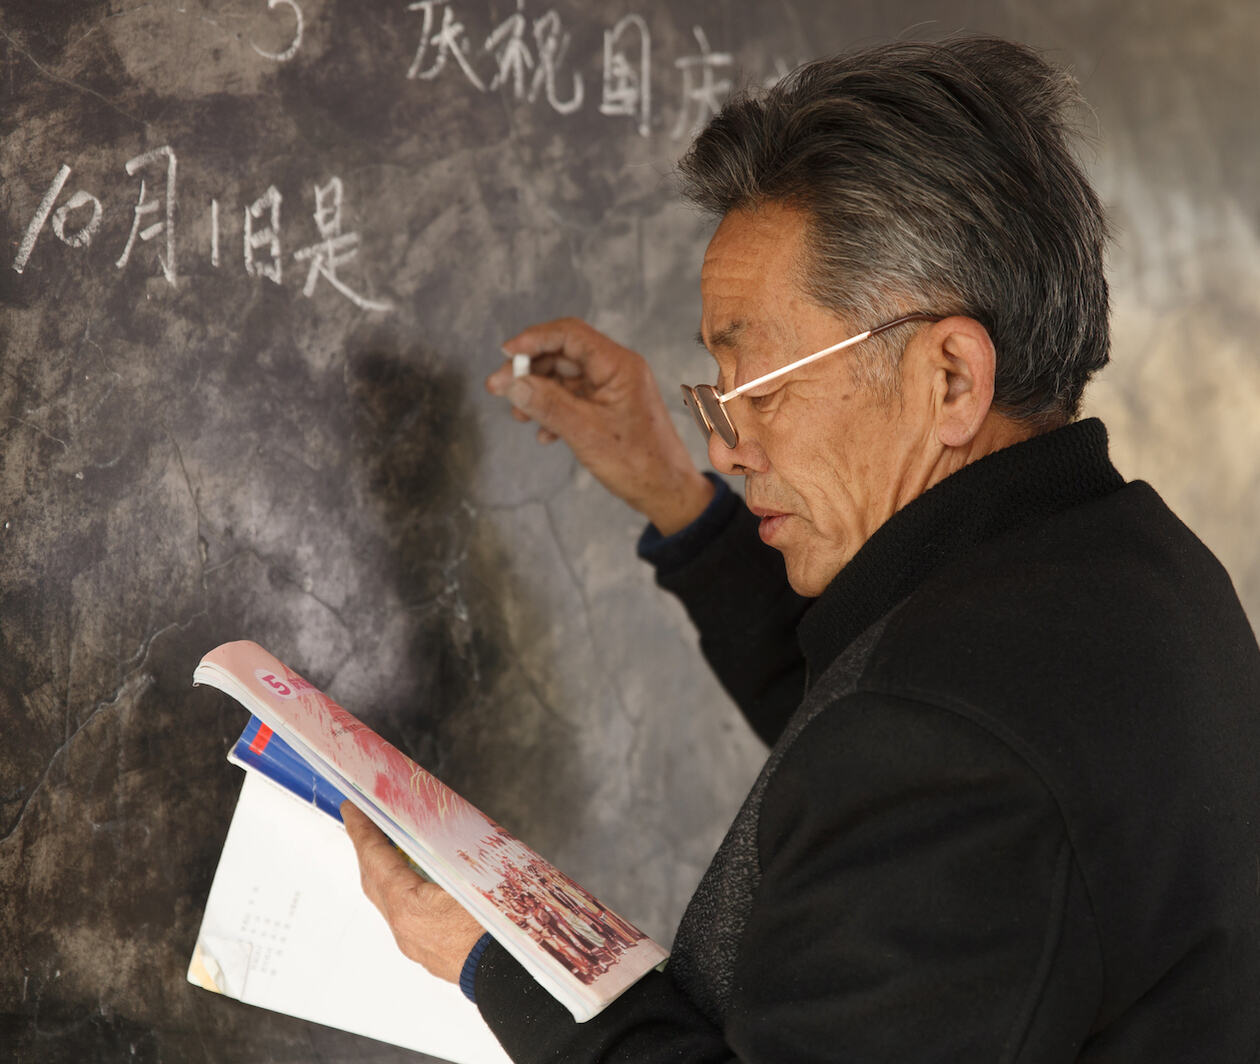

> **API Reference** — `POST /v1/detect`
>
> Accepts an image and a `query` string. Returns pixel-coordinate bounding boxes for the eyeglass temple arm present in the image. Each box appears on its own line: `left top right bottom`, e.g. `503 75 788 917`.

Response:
717 313 940 403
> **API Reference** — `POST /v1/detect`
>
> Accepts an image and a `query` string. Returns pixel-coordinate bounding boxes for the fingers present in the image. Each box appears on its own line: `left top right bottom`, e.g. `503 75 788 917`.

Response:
531 352 583 379
487 319 590 399
501 317 621 388
340 800 382 853
341 803 412 908
487 357 596 444
341 801 484 983
505 373 599 450
500 317 593 361
487 351 584 403
487 318 630 436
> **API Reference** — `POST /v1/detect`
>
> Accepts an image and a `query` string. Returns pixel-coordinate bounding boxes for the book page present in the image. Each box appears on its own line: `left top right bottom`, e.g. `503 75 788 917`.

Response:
188 771 512 1064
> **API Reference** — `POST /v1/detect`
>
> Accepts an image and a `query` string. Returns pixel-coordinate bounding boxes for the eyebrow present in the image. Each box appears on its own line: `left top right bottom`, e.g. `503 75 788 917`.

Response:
694 320 746 351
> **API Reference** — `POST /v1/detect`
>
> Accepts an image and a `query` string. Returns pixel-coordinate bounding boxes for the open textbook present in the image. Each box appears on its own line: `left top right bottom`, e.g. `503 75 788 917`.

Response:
188 640 668 1051
189 770 512 1063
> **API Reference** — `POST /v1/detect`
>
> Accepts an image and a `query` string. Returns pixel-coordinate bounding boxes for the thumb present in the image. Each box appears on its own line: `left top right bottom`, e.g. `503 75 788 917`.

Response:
508 374 591 445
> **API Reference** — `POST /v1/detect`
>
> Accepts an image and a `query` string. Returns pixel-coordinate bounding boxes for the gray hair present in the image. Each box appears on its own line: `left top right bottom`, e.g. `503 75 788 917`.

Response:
678 36 1110 424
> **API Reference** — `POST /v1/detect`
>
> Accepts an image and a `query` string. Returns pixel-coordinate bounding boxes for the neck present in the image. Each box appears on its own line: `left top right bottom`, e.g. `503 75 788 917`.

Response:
798 418 1121 679
925 413 1044 494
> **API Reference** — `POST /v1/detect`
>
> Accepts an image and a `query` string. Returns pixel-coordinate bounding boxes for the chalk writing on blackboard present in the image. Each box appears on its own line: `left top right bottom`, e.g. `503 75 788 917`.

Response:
14 164 106 270
211 198 222 269
8 7 800 300
486 0 584 113
251 0 304 63
407 0 488 89
408 0 583 115
51 189 103 250
400 7 774 139
245 185 283 286
13 164 70 274
485 0 533 97
673 26 732 139
528 9 583 114
293 178 394 313
601 15 651 138
11 152 394 313
115 146 177 286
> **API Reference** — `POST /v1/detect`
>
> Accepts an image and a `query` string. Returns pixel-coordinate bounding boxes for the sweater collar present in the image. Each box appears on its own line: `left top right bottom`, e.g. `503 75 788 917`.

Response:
796 418 1124 680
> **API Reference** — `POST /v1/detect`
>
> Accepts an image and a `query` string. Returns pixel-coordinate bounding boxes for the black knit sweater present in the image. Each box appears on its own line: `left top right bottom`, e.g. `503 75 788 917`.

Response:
474 419 1260 1062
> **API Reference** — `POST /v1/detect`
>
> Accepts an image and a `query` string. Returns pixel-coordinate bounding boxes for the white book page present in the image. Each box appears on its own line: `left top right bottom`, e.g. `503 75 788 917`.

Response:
188 772 512 1064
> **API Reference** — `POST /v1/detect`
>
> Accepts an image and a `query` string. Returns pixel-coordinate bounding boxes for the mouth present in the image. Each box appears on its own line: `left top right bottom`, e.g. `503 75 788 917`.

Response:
747 503 791 544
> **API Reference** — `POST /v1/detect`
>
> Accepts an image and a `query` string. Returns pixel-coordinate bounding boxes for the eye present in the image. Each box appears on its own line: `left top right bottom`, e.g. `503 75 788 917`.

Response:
746 390 778 410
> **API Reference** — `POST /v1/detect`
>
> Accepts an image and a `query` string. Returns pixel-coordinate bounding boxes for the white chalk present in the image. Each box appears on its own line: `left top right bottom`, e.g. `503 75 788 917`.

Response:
512 354 531 378
14 164 71 274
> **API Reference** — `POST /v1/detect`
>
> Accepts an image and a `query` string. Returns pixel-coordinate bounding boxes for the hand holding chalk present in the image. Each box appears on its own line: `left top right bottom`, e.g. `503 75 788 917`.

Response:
497 348 583 443
487 318 714 536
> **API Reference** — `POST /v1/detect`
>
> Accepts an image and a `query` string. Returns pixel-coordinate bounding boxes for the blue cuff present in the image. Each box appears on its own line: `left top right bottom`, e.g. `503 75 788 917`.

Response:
636 473 738 574
459 932 493 1004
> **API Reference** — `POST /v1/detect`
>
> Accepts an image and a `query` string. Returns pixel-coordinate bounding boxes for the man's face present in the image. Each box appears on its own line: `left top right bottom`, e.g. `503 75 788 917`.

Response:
698 203 941 597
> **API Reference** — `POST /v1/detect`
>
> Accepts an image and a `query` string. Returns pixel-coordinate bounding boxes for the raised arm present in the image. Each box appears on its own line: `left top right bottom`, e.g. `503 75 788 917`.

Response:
487 318 808 743
488 317 714 535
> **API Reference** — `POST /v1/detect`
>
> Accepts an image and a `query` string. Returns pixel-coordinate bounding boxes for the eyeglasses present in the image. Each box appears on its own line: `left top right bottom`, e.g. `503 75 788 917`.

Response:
680 313 942 448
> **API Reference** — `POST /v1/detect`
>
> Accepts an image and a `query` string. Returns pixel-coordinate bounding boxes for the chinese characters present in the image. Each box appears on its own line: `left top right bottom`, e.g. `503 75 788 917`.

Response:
12 148 395 314
600 14 650 137
404 3 788 140
672 26 732 139
10 9 801 299
293 177 394 312
409 0 583 114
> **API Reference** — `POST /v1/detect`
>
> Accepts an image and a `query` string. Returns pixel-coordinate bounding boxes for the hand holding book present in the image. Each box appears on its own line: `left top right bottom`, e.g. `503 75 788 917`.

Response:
193 640 667 1027
340 801 485 984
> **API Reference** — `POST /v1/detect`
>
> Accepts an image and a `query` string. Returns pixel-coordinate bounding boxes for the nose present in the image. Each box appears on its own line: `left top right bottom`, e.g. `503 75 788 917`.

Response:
707 405 768 476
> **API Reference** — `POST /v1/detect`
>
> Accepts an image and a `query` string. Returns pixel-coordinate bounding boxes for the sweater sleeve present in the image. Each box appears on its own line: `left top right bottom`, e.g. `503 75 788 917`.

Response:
638 474 811 747
473 690 1101 1063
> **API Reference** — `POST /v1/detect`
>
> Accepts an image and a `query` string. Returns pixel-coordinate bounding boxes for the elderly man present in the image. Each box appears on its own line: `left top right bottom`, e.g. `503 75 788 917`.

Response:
342 36 1260 1061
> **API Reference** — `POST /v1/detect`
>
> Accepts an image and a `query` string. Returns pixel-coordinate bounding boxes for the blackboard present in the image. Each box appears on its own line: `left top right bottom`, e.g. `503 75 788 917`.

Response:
2 1 1257 1061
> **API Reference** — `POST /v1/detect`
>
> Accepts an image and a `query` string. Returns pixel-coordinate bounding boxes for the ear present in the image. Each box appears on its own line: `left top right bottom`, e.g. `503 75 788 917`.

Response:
920 316 997 448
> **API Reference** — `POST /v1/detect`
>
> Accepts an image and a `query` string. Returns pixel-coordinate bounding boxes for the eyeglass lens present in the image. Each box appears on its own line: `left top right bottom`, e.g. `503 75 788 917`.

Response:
680 386 710 438
696 386 737 448
690 385 735 443
681 385 739 447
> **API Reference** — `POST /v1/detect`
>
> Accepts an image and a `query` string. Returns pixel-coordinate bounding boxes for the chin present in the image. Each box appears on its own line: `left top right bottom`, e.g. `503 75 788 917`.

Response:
783 564 832 599
783 549 850 599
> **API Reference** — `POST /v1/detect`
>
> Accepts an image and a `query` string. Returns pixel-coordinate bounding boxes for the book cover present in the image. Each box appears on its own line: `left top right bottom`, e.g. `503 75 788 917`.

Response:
193 640 668 1023
228 715 348 821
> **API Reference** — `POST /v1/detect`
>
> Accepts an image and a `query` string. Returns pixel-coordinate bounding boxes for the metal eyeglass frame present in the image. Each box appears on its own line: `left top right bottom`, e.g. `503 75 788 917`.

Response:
680 313 942 448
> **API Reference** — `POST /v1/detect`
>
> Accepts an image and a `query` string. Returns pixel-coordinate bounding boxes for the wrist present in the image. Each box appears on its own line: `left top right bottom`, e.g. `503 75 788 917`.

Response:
645 471 716 536
458 932 494 1004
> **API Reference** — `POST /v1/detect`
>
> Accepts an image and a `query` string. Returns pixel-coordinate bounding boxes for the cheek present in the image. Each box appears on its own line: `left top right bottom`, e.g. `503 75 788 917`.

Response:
782 437 859 533
802 491 859 549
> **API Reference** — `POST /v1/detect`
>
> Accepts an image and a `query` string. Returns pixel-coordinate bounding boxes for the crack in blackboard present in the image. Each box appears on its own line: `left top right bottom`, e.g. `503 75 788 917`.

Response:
0 610 207 844
540 497 637 732
0 27 144 129
6 415 70 452
198 539 357 639
166 428 210 589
